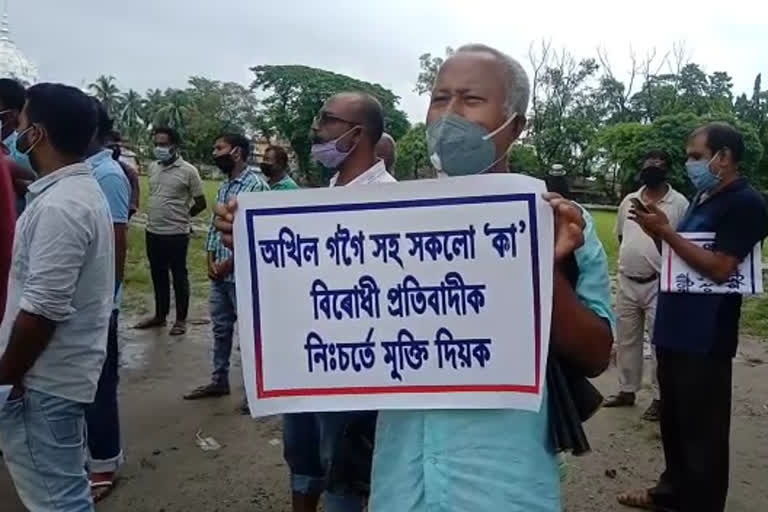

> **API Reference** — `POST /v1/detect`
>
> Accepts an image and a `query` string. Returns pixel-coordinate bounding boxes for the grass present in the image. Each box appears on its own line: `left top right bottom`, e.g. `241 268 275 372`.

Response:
122 189 768 338
122 177 220 313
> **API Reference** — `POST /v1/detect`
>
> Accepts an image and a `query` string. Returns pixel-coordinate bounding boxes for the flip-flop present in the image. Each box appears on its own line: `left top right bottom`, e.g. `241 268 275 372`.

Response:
169 323 186 336
617 489 676 512
90 478 117 504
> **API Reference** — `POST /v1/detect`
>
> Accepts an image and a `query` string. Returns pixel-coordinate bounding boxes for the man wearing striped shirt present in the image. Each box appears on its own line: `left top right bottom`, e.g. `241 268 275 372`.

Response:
184 133 268 401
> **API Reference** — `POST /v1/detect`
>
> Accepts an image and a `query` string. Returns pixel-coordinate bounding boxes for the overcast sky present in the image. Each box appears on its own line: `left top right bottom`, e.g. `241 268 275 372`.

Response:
8 0 768 124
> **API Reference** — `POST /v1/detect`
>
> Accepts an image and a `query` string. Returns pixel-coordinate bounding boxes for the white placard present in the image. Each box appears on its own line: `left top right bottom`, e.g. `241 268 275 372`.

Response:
234 174 554 417
661 233 764 295
0 385 11 408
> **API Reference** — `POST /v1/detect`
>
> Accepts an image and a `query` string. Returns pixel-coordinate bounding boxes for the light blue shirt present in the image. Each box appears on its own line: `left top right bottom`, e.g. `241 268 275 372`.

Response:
369 208 614 512
86 149 130 224
86 149 131 310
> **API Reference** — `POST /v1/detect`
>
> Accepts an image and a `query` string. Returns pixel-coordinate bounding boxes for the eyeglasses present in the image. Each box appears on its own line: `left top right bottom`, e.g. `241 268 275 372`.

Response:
313 111 358 127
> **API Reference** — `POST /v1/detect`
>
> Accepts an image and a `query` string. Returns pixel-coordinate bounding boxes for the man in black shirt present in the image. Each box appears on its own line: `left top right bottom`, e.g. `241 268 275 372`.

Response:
618 122 768 512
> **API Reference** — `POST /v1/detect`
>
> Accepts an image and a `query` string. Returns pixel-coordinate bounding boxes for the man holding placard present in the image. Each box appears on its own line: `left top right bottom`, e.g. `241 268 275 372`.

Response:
620 122 768 512
212 45 614 512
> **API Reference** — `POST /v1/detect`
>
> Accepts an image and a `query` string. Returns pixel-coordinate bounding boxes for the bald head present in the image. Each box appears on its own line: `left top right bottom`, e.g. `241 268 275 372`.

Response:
314 91 384 147
375 133 396 171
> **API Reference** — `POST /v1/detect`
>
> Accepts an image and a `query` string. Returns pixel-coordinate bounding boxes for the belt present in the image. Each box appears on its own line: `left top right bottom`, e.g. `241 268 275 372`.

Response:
623 273 659 284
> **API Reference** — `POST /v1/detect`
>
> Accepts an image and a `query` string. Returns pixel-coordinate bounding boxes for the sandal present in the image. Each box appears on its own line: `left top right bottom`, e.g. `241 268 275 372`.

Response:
90 473 117 504
617 489 676 511
133 317 166 330
169 322 186 336
183 383 230 400
604 392 636 408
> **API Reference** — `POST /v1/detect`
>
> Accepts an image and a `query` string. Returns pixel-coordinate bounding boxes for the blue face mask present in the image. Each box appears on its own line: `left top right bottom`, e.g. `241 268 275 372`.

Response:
686 152 721 193
4 130 33 172
427 113 517 176
154 146 174 162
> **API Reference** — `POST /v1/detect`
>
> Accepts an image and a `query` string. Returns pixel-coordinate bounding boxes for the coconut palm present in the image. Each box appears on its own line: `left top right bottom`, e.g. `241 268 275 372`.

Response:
113 89 145 147
88 75 121 116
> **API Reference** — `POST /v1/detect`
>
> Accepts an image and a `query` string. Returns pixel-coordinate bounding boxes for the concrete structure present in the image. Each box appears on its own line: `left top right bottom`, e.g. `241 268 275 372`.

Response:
0 10 37 86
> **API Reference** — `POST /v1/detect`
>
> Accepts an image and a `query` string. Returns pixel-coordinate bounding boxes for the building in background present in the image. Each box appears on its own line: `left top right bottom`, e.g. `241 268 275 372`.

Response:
0 10 37 86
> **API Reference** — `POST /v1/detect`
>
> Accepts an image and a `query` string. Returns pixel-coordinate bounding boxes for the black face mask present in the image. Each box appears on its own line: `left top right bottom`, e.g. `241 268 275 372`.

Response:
640 166 666 187
260 163 275 176
214 153 236 175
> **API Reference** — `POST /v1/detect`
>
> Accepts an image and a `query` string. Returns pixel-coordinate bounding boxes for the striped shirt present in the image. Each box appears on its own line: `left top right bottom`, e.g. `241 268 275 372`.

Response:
206 167 268 282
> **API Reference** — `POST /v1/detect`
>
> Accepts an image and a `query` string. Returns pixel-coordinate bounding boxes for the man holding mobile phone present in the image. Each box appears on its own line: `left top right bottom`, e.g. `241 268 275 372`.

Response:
605 151 688 420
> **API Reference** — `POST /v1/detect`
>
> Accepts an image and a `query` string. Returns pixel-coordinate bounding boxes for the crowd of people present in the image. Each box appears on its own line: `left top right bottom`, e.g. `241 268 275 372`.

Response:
0 42 766 512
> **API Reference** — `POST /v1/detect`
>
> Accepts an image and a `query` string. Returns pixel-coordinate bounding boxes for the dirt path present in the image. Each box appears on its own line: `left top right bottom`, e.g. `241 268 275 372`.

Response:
2 314 767 512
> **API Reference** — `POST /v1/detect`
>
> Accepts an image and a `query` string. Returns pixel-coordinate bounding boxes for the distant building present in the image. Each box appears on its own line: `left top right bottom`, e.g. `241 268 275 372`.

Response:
0 11 38 86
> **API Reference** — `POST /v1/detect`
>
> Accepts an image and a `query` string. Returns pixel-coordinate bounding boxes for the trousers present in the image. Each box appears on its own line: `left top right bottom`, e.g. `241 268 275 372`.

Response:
651 347 732 511
0 389 93 511
85 310 124 473
615 274 659 398
145 231 190 321
210 280 237 386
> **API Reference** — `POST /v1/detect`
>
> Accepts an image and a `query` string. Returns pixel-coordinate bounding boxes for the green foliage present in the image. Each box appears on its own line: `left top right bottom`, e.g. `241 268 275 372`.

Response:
89 75 121 117
508 144 541 176
394 123 428 180
414 47 454 96
251 64 410 185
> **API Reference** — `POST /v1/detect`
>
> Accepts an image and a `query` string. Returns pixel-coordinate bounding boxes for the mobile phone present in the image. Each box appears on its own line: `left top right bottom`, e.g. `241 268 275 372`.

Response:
630 197 649 213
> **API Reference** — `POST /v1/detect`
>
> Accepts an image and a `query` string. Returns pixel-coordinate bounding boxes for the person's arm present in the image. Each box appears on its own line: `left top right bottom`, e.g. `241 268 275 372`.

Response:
188 165 206 217
98 173 131 283
632 200 767 284
546 195 614 377
191 195 207 217
615 197 627 244
0 205 89 384
0 311 55 385
119 161 140 217
114 224 127 283
213 198 237 249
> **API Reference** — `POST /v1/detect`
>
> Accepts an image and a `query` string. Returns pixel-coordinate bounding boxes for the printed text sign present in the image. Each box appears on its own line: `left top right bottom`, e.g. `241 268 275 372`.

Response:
661 233 763 295
234 175 554 417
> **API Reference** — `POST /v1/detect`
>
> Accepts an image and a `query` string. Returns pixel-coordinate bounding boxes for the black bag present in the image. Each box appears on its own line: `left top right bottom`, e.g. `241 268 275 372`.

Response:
547 255 604 456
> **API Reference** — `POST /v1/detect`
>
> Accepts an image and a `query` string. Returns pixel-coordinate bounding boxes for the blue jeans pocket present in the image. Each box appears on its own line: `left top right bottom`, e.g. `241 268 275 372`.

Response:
48 418 82 445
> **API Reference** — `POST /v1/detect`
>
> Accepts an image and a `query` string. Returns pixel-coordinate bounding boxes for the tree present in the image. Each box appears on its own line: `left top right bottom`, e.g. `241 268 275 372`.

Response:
394 124 431 180
414 47 454 96
251 65 410 185
89 75 121 117
527 46 601 176
116 89 145 149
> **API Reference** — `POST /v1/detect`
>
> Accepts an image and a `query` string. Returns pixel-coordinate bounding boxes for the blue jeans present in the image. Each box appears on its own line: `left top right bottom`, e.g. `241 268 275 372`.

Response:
85 310 124 473
0 389 93 511
210 280 237 386
282 412 367 512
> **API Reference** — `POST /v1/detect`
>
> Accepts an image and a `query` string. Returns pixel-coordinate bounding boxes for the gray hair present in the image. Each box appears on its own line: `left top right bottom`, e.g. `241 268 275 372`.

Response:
456 44 530 117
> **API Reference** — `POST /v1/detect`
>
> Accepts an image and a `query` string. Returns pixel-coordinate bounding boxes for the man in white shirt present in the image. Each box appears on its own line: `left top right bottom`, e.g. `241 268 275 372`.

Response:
278 91 393 512
604 151 689 420
0 83 114 512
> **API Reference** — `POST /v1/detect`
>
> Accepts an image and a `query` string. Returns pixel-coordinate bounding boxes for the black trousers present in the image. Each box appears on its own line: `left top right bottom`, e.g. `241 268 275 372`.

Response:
145 232 190 321
651 347 732 512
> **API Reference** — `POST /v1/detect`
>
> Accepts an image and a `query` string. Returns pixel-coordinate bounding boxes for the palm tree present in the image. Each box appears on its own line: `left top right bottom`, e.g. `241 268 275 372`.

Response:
117 89 145 146
88 75 121 116
156 89 189 131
